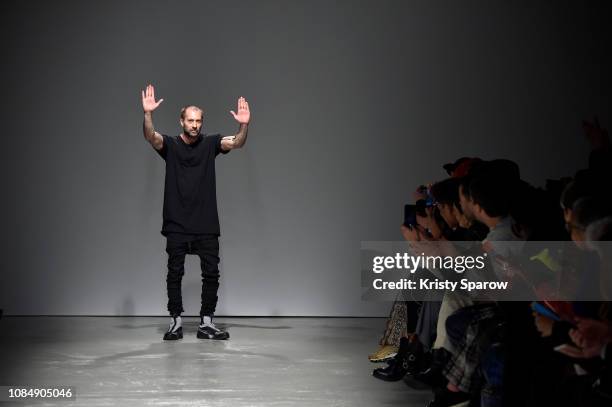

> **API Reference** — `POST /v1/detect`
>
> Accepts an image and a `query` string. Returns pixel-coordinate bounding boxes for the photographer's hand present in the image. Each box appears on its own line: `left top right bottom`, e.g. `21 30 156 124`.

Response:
561 328 606 359
575 318 612 344
532 313 554 337
421 206 443 240
401 224 421 242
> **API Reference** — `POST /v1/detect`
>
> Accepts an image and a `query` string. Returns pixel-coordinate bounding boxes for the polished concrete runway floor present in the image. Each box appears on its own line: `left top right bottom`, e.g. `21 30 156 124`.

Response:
0 317 431 406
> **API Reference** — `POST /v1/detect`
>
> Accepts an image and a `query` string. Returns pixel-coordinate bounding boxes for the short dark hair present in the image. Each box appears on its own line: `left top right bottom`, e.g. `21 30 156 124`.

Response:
458 175 473 200
431 178 460 206
469 175 512 218
467 160 521 218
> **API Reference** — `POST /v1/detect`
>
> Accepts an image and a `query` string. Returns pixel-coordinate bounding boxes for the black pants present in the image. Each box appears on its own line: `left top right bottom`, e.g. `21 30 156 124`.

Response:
165 235 220 317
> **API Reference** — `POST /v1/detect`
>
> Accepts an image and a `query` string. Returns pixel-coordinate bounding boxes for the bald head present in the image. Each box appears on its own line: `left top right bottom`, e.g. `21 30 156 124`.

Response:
180 105 204 120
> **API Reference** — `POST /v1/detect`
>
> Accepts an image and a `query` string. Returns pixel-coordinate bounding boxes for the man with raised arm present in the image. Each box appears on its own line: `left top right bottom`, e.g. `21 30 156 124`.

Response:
141 84 250 341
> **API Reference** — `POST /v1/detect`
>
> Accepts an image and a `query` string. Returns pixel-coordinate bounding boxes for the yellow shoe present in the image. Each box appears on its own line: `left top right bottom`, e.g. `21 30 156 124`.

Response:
368 345 398 363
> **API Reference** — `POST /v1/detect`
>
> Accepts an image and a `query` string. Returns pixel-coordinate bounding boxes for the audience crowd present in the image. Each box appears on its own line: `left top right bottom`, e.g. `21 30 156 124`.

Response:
368 118 612 407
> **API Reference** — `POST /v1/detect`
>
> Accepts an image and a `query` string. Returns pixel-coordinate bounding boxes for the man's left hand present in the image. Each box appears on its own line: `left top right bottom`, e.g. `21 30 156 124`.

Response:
230 96 250 124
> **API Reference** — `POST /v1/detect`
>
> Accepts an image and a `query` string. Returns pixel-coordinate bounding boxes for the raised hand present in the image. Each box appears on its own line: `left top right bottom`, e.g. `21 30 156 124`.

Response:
400 224 421 242
230 96 250 124
142 84 164 113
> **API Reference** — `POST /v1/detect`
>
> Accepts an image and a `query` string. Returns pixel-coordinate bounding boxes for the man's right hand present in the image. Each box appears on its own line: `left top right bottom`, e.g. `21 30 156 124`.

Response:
142 84 164 113
142 84 164 150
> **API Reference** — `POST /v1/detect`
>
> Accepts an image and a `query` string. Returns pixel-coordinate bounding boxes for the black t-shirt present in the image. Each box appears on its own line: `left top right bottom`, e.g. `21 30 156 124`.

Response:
156 133 227 236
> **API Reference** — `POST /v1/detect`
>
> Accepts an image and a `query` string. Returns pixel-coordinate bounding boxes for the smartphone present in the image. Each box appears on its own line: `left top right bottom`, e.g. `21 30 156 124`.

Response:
404 204 417 227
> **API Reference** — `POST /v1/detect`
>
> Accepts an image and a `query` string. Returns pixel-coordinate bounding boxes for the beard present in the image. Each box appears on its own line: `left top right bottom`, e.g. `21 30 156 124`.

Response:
183 128 201 137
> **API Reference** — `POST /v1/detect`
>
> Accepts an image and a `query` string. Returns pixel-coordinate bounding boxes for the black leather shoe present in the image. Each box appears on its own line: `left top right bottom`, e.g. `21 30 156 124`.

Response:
372 336 420 381
372 359 396 377
414 348 450 387
197 324 229 340
373 359 407 381
163 326 183 340
426 388 471 407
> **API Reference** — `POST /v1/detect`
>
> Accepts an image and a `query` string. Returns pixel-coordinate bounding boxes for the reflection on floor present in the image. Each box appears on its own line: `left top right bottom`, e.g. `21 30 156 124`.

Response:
0 317 430 406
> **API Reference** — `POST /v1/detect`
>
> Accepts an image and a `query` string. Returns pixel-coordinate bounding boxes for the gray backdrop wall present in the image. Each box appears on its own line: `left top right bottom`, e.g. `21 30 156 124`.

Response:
0 1 610 315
